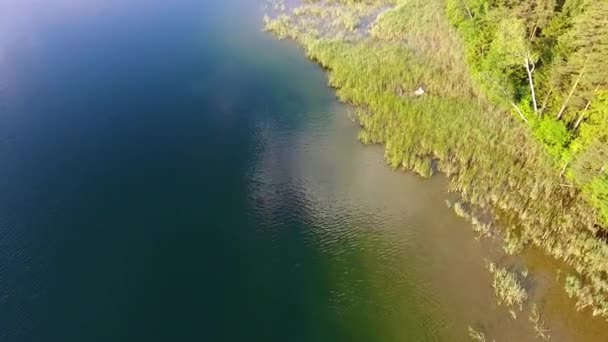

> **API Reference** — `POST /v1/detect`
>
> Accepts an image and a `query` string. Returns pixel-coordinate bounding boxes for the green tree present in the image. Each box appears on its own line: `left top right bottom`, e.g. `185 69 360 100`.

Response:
551 1 608 123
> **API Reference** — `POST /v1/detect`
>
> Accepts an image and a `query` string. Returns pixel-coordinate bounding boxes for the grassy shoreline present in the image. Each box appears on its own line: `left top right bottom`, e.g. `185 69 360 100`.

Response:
263 0 608 320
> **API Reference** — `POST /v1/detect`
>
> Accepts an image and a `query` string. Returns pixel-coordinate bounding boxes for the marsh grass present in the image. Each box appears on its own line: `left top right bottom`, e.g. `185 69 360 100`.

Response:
265 0 390 40
264 0 608 319
565 275 608 318
487 262 528 318
450 201 494 239
467 326 493 342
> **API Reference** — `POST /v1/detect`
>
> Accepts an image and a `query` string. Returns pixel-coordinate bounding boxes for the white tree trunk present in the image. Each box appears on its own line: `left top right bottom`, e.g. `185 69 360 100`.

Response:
525 54 538 115
560 162 570 178
511 102 528 123
574 100 593 130
557 64 587 120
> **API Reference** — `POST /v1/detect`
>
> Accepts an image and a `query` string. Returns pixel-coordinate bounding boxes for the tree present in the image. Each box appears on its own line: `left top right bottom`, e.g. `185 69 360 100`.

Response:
552 2 608 123
485 16 540 116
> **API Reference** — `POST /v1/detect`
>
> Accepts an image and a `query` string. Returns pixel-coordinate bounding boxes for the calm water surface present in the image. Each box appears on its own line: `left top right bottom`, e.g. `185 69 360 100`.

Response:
1 1 606 341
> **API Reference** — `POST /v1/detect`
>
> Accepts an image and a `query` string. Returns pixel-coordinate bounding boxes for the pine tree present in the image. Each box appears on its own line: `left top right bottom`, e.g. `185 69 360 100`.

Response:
552 1 608 123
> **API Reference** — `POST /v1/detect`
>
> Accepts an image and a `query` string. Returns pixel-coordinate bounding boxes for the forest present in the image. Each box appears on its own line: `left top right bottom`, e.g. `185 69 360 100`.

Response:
447 0 608 228
264 0 608 320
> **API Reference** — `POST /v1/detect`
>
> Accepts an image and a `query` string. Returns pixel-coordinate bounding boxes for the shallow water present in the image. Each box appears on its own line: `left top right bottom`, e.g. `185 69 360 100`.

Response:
0 1 606 341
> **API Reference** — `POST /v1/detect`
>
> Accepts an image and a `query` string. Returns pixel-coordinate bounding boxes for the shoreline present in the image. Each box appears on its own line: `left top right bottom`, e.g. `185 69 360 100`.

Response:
263 0 608 338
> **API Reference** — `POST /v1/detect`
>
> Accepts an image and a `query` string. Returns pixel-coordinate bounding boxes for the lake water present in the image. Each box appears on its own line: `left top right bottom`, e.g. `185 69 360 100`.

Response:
1 1 606 341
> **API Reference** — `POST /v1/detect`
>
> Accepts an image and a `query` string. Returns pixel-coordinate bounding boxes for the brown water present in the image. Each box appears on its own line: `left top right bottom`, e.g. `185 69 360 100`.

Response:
251 97 608 341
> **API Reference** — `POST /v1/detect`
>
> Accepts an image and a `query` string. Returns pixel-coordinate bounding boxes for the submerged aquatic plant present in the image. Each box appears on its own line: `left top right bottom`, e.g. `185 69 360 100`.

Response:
467 326 494 342
486 262 528 317
529 304 551 341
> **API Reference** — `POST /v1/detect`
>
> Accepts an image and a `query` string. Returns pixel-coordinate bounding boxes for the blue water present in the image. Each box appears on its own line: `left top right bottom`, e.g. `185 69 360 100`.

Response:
0 1 458 341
